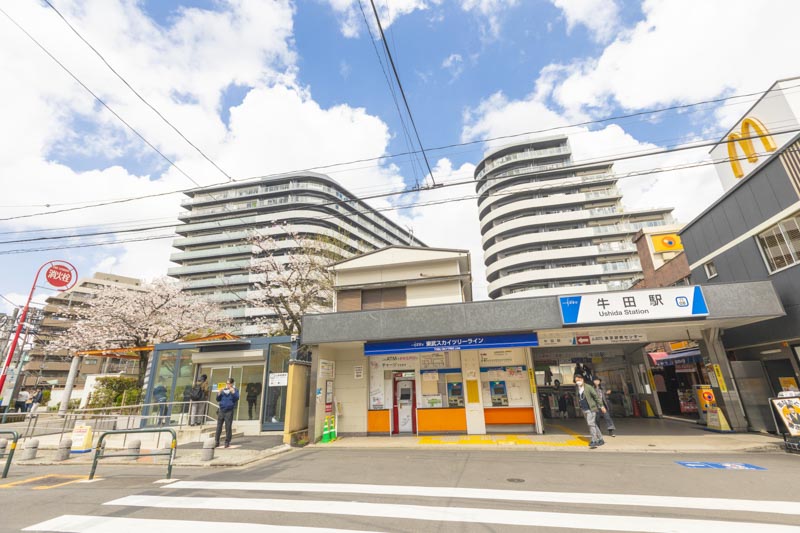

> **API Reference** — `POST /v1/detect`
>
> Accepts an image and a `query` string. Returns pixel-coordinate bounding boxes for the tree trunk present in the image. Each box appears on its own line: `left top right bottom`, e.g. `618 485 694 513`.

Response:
137 350 151 389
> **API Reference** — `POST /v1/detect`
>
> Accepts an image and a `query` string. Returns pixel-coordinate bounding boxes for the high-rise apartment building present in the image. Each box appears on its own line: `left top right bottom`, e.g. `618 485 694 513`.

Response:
475 135 673 299
168 172 425 333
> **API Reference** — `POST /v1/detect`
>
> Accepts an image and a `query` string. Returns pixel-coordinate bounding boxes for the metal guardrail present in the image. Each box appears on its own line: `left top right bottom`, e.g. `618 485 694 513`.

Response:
0 430 19 478
89 428 177 481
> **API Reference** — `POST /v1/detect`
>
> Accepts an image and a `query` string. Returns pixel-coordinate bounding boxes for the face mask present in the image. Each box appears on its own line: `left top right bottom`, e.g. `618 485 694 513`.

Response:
575 381 583 387
223 388 231 394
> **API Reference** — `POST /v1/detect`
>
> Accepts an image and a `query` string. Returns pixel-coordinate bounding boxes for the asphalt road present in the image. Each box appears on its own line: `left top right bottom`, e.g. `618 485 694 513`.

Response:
4 448 800 532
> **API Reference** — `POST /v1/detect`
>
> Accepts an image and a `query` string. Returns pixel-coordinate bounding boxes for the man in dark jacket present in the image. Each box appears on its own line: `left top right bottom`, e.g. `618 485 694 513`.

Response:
575 374 605 449
215 378 239 448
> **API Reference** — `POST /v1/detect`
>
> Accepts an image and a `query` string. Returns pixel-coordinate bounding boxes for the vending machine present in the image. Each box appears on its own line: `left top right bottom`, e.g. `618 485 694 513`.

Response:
490 381 509 406
447 382 464 407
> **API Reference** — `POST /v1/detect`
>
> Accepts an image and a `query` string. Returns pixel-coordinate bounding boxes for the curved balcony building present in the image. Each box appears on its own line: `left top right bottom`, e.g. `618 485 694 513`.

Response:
475 136 673 299
170 172 425 333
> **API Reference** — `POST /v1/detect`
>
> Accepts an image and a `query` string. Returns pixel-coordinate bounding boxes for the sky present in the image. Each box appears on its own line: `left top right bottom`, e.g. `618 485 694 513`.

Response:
1 0 799 311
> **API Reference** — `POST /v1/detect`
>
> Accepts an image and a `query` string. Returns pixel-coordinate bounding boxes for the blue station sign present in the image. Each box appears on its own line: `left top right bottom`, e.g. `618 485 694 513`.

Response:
364 333 539 356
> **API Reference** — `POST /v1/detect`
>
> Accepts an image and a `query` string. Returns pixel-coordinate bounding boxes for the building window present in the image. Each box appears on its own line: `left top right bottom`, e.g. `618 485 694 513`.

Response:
757 214 800 273
361 287 407 310
704 261 718 279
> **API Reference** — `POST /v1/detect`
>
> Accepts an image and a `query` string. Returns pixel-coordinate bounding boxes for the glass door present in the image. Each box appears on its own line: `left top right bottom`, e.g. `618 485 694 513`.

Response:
262 343 291 430
207 367 232 412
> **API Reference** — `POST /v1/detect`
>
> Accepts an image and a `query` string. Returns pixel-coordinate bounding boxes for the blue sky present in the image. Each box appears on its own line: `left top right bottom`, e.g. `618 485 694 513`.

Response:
0 0 798 309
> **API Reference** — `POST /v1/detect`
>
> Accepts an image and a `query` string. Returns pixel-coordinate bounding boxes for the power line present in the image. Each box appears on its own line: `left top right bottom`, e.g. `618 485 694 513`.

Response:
0 5 203 188
2 123 797 228
367 0 437 186
2 76 798 225
0 149 775 255
42 0 235 183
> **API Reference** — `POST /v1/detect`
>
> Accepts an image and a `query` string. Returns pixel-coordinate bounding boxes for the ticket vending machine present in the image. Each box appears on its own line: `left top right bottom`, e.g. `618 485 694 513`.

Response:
447 382 464 407
393 374 416 434
490 381 509 407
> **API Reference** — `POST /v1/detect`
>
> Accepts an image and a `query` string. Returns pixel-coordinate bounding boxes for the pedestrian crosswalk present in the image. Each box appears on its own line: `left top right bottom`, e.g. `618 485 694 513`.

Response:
23 481 800 532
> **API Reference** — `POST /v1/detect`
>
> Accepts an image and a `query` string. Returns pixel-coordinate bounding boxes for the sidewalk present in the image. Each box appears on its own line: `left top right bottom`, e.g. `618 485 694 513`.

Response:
313 418 785 453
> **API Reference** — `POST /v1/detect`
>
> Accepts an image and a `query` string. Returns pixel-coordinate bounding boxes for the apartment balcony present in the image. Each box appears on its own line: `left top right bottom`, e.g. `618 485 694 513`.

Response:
478 172 617 210
486 243 638 279
183 274 263 289
172 230 251 249
23 360 72 372
476 145 571 181
480 189 622 228
490 262 641 299
482 206 623 244
498 283 611 300
167 259 251 277
169 244 256 263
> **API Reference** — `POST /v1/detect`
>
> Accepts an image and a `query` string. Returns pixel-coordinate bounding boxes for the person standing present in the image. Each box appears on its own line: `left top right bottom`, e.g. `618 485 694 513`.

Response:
215 378 239 448
189 374 209 426
593 377 616 437
558 393 569 419
574 374 605 449
245 381 262 420
30 388 43 414
16 388 30 413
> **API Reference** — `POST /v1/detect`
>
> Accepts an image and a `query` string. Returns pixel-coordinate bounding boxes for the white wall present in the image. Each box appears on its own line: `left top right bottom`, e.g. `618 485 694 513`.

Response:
407 280 463 306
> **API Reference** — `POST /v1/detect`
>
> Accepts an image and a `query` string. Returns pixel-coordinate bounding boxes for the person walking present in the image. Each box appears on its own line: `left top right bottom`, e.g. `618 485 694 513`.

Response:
215 378 239 448
189 374 209 426
574 374 605 449
245 381 262 420
593 377 616 437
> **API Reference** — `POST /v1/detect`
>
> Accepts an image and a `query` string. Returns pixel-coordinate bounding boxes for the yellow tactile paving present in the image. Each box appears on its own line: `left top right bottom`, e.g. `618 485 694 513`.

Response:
417 433 588 447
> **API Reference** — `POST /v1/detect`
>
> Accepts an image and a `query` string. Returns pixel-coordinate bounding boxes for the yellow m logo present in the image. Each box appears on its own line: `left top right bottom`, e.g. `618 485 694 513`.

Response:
726 117 777 178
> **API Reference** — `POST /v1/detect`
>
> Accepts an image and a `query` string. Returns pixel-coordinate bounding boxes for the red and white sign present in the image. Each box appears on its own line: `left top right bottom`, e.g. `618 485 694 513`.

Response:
45 264 75 289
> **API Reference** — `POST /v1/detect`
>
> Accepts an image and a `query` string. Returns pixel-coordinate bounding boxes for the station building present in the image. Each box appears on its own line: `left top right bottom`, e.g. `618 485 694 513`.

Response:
302 247 785 441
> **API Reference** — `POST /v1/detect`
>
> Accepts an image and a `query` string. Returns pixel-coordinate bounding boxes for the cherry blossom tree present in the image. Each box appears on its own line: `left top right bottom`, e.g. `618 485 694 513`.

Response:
48 277 229 386
248 226 344 336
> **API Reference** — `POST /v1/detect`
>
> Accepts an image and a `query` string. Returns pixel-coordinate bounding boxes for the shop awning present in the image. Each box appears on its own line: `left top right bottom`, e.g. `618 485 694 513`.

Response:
652 349 703 367
364 333 539 356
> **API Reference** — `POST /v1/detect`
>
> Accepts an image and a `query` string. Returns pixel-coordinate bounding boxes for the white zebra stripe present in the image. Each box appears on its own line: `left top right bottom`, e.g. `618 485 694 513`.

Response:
164 480 800 516
104 495 800 533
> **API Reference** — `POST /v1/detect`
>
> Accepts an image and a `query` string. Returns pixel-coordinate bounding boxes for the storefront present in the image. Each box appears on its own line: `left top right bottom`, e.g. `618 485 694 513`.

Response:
359 334 540 436
143 335 299 433
304 281 786 441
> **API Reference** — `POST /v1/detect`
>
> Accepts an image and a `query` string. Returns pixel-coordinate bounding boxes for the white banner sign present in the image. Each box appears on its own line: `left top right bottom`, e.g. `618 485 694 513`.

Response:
559 286 709 325
268 372 288 387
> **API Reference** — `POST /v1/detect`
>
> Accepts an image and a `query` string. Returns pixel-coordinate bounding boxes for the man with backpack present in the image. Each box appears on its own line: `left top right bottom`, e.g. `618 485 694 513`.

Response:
189 374 209 426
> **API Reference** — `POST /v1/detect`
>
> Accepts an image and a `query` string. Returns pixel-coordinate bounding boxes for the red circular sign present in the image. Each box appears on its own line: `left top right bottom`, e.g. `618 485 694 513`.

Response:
45 264 74 288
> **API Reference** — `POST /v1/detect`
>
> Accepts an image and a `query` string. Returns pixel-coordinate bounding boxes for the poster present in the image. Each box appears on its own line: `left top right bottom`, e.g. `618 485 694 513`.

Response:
771 397 800 436
422 371 439 382
353 365 364 380
268 372 288 387
320 360 335 380
779 377 799 392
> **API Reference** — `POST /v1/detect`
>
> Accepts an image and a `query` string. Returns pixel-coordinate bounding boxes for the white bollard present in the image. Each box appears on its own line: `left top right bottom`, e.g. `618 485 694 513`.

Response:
21 439 39 460
201 438 215 461
127 439 142 461
55 439 72 461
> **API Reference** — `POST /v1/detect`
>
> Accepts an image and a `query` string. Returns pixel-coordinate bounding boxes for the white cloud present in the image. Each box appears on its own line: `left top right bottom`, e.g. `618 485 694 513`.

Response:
547 0 800 118
458 0 519 41
550 0 621 43
0 0 414 288
461 0 800 240
441 53 464 81
323 0 429 38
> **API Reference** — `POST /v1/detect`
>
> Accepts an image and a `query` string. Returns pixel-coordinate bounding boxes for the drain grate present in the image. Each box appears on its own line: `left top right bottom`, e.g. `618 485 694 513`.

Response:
506 478 525 483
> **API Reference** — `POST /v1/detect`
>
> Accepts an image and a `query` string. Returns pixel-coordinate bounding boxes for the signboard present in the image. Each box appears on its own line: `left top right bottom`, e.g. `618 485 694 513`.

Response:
364 333 538 356
712 364 728 392
268 372 288 387
559 286 709 325
538 329 646 346
771 397 800 436
45 264 75 289
651 233 683 253
70 425 93 454
319 360 335 380
353 365 364 380
710 79 800 191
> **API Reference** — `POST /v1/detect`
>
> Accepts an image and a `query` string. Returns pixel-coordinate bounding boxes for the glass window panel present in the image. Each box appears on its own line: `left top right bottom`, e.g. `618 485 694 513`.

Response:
781 218 800 261
265 344 291 425
174 349 198 418
240 364 265 421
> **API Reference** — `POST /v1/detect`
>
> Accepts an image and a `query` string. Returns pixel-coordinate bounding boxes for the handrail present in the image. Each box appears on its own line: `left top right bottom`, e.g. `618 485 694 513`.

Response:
0 430 19 478
89 428 177 480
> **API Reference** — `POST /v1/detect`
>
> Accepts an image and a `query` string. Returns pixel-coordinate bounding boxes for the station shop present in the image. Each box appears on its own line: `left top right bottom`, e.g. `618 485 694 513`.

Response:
303 281 788 440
